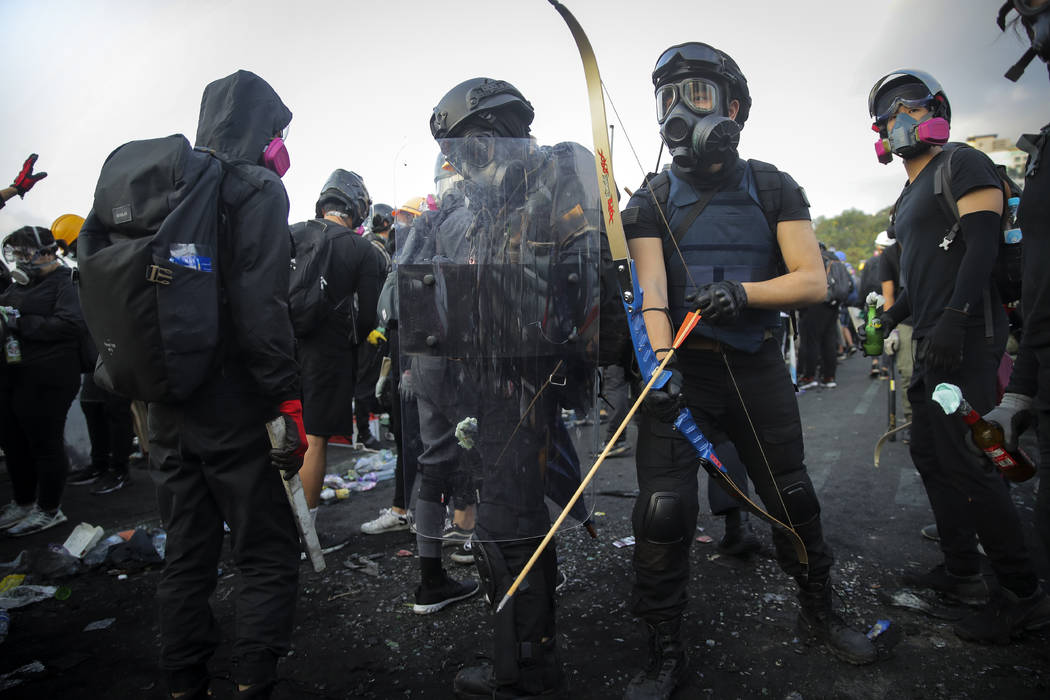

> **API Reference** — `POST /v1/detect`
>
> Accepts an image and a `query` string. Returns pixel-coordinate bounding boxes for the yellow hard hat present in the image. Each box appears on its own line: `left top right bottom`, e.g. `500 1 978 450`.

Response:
51 213 85 246
393 196 426 218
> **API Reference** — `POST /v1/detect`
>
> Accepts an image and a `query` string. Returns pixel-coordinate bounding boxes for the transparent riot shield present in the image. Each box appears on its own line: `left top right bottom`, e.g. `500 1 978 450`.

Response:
397 138 602 544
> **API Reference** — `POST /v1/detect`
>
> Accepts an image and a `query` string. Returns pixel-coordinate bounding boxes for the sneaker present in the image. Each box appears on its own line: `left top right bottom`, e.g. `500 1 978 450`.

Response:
441 525 474 548
6 505 68 537
953 588 1050 645
413 575 479 614
0 501 34 530
91 472 131 495
870 364 880 378
450 541 475 565
820 378 838 388
606 440 632 458
67 466 105 486
901 564 988 606
358 436 382 451
360 507 411 535
798 376 819 390
921 524 940 542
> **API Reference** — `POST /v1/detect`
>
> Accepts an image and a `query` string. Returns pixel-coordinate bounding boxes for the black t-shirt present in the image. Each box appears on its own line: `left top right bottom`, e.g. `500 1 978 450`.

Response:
892 145 1002 335
1008 124 1050 398
623 160 810 240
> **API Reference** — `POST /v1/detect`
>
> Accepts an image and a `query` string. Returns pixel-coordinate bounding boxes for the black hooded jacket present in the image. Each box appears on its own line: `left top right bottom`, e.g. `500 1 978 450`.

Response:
195 70 299 404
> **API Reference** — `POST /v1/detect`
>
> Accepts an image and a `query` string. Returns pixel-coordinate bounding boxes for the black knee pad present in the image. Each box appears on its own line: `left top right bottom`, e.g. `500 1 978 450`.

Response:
638 491 687 545
778 474 820 525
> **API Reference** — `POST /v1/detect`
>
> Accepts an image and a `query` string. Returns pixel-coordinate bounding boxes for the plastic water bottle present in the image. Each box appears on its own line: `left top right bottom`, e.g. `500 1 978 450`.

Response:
863 292 884 357
4 334 21 364
1003 196 1022 245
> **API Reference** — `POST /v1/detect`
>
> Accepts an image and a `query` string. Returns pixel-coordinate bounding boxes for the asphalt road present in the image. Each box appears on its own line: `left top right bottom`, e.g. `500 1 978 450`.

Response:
0 350 1047 699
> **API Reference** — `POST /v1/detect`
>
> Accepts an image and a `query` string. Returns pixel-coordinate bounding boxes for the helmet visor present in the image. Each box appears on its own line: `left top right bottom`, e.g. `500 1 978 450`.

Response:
656 78 720 123
872 82 933 125
654 42 723 77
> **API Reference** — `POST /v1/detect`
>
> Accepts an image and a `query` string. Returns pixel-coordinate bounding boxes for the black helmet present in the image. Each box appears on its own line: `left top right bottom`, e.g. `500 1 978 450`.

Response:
371 203 394 233
652 42 752 126
315 169 371 227
430 78 535 139
868 69 951 125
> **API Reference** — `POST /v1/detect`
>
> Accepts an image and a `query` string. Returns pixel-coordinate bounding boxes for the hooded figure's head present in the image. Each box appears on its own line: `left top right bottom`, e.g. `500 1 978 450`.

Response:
194 70 292 173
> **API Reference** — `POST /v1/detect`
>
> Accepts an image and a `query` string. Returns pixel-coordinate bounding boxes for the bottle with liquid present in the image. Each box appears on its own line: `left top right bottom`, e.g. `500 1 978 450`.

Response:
4 334 21 364
1004 196 1022 245
863 292 884 357
932 382 1036 482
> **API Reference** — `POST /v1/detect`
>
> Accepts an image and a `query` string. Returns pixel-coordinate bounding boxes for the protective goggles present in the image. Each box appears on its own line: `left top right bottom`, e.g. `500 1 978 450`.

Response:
871 83 935 126
2 243 48 265
655 78 720 123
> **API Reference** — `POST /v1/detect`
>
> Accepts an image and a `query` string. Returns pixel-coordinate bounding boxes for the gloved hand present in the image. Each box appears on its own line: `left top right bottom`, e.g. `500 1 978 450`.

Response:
981 392 1034 452
0 306 20 331
884 328 900 356
12 154 47 197
367 327 387 346
266 399 309 479
854 311 896 357
689 280 747 326
921 308 967 372
375 357 393 409
641 363 686 423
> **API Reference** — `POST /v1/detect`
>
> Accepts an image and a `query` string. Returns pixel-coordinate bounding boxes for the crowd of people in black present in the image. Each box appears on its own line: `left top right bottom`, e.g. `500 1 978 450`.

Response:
1 2 1049 698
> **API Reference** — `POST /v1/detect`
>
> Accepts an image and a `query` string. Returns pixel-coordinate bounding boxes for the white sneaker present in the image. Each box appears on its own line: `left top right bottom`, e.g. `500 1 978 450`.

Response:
360 507 411 535
6 505 68 537
0 501 34 530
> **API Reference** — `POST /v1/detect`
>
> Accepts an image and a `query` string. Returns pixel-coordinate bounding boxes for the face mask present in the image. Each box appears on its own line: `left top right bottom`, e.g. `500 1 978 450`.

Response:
874 113 949 164
262 137 290 177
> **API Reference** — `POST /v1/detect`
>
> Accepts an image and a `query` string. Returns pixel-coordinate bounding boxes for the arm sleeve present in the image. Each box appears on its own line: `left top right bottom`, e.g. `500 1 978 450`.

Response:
947 210 1001 313
224 178 299 403
353 246 383 341
1005 343 1038 396
17 274 82 341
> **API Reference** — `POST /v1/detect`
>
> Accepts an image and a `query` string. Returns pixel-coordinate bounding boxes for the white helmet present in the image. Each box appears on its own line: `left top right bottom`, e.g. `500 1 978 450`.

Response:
875 230 893 248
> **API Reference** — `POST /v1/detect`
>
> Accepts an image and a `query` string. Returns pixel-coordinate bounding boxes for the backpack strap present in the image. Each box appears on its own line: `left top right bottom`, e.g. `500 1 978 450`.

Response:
932 144 963 251
747 159 784 235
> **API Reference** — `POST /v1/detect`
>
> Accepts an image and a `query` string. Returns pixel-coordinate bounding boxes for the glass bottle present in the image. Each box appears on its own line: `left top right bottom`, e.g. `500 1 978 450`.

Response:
932 382 1036 482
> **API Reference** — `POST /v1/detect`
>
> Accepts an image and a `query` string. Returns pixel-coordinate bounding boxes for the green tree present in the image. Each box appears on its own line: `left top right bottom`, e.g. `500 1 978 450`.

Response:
813 206 893 268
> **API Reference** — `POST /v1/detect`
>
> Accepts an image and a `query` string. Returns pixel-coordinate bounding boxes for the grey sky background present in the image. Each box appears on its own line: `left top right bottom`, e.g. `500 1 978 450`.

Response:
0 0 1045 238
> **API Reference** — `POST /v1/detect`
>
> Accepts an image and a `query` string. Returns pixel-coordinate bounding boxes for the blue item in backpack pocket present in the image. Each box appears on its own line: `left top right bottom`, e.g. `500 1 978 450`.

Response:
169 243 213 272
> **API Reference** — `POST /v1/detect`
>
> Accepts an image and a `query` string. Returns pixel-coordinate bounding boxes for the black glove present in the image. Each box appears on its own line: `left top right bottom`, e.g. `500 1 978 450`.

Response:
689 280 747 325
12 154 47 197
641 365 686 423
920 308 968 372
266 399 308 478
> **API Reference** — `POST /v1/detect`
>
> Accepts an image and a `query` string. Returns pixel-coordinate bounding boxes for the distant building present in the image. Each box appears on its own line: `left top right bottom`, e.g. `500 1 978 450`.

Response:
965 133 1026 183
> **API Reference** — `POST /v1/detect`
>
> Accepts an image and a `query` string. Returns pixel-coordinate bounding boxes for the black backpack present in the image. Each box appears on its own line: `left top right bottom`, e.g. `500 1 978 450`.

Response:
288 219 357 338
78 134 257 402
930 143 1024 304
823 254 853 306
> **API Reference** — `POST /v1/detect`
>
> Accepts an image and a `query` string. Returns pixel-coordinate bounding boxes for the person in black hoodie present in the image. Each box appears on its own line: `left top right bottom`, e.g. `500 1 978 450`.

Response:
147 70 305 700
0 226 81 536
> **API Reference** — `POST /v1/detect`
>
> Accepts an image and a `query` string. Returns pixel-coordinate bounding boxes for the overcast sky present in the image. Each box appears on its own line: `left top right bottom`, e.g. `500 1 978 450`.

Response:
1 0 1045 239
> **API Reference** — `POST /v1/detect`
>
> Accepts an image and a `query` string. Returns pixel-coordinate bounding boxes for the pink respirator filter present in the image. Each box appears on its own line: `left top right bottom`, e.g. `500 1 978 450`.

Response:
262 137 290 177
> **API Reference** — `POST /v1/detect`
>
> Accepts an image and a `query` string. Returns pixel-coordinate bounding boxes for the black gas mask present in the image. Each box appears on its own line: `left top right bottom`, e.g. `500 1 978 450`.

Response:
2 227 59 286
438 132 530 211
656 77 740 173
998 0 1050 80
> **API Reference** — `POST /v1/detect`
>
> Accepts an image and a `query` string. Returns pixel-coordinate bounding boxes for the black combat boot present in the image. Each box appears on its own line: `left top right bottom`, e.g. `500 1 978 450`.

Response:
453 640 564 699
624 618 689 700
796 579 877 665
717 508 761 556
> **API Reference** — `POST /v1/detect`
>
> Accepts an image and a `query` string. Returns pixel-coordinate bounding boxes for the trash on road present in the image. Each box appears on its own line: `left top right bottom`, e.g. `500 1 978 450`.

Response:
83 618 116 632
62 523 105 559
